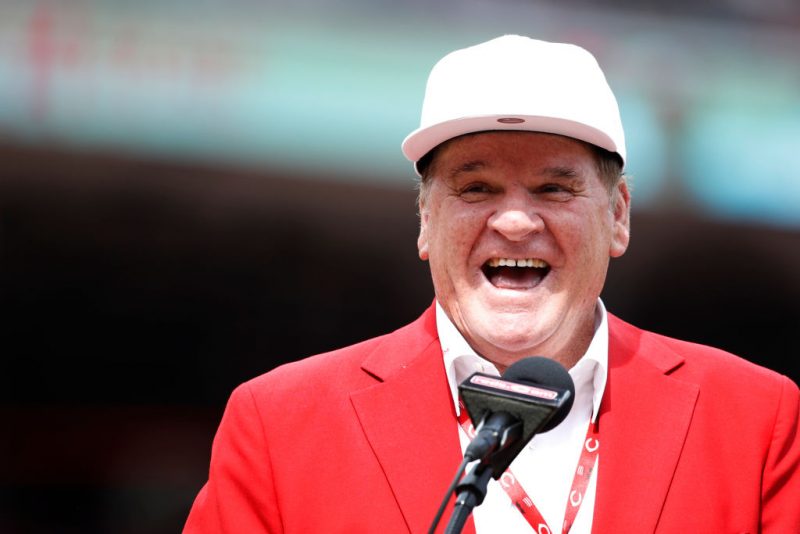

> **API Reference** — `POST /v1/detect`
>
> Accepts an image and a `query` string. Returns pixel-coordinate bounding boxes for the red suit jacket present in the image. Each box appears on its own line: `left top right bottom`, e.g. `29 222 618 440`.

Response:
185 306 800 533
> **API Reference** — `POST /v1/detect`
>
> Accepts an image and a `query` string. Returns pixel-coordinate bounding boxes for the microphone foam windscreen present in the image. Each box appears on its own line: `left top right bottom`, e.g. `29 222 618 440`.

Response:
503 356 575 431
458 356 576 477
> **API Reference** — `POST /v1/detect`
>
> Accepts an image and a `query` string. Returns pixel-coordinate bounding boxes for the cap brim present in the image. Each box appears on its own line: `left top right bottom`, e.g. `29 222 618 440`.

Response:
402 115 621 176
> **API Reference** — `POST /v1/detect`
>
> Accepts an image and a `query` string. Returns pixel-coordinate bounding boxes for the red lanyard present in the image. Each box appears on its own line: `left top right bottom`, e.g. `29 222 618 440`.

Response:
457 402 599 534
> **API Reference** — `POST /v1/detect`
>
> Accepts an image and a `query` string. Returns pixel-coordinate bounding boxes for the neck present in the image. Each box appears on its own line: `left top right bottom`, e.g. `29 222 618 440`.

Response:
488 348 585 376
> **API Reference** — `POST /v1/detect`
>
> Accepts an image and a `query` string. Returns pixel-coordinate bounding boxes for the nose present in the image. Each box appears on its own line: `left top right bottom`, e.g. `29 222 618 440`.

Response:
487 193 543 241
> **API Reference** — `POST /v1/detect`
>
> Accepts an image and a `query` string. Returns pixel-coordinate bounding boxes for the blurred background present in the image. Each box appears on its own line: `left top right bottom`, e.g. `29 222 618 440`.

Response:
1 0 799 532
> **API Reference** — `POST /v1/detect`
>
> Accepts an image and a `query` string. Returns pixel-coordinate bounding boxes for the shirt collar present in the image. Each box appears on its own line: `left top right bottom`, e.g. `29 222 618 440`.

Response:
437 299 609 423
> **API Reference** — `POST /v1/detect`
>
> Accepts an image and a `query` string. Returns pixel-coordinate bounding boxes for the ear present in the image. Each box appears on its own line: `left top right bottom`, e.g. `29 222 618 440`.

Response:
609 177 631 258
417 196 430 261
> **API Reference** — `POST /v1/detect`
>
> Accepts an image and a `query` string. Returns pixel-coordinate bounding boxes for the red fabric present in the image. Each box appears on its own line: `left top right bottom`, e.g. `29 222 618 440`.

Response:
184 306 800 533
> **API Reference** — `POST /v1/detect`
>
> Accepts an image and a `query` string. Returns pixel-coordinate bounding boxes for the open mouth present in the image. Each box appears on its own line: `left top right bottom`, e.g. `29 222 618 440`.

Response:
481 257 551 290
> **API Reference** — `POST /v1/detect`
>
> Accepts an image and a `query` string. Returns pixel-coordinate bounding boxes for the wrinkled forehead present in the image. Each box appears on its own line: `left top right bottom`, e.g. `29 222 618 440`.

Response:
421 131 599 180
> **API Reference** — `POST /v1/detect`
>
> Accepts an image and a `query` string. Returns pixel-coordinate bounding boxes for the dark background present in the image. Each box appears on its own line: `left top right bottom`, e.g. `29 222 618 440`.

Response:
2 141 798 533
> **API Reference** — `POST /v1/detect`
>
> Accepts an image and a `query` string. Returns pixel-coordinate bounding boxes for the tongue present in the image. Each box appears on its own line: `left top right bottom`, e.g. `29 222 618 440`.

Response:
488 266 546 289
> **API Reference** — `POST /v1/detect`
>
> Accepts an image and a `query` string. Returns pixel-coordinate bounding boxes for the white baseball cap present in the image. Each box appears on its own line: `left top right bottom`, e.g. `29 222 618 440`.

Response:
401 35 626 174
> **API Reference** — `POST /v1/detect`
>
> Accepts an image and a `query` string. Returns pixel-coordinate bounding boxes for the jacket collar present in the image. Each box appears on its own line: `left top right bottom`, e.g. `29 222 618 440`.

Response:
351 304 473 534
593 314 699 531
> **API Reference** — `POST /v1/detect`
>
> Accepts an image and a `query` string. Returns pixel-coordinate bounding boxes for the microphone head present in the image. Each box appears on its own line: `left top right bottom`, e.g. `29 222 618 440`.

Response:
502 356 576 431
458 355 577 477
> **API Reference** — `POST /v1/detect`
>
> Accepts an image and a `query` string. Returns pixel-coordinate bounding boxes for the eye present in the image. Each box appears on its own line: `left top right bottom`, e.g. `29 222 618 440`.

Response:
539 183 566 193
463 183 490 193
537 183 575 201
458 182 493 201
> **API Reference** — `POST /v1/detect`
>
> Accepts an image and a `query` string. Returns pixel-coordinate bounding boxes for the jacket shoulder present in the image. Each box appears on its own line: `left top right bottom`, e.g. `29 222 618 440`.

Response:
608 313 797 393
239 304 439 401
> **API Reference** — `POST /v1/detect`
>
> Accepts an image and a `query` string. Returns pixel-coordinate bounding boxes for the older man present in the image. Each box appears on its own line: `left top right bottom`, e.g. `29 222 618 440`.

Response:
185 35 799 533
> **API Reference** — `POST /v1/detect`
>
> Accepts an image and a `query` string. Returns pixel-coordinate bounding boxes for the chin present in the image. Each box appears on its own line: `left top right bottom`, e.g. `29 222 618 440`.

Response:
476 322 550 355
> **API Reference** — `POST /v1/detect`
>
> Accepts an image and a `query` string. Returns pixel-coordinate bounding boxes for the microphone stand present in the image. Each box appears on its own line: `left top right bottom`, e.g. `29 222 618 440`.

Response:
434 364 575 534
443 461 494 534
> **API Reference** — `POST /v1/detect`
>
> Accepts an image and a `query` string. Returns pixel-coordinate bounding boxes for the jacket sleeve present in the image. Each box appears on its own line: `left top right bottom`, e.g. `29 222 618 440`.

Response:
761 375 800 532
184 383 283 534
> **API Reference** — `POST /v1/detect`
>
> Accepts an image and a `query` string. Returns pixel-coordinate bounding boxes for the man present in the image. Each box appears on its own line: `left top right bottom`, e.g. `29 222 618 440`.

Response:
185 35 799 533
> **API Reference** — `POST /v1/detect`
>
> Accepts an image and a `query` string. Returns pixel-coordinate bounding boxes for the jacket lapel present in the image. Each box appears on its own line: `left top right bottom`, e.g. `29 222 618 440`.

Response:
351 306 470 534
593 315 699 532
349 308 699 532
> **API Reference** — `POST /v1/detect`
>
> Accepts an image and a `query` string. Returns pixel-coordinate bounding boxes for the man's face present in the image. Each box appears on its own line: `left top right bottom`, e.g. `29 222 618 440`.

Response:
417 131 630 370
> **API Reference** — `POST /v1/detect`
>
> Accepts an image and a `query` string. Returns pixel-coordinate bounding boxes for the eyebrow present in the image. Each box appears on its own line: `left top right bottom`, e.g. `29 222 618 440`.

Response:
541 165 580 178
445 161 585 182
447 160 486 179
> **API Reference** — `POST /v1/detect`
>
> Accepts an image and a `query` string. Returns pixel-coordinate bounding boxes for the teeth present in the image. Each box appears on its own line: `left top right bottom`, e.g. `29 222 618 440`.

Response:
487 258 549 268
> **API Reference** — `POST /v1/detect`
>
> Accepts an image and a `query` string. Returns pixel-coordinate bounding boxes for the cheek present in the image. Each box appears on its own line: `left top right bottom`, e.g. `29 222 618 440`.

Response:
426 208 488 288
580 213 616 287
431 204 484 248
555 208 613 265
431 220 470 268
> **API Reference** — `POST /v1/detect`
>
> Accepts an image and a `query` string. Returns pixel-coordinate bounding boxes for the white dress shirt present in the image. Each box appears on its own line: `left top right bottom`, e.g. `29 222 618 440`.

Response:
437 300 608 534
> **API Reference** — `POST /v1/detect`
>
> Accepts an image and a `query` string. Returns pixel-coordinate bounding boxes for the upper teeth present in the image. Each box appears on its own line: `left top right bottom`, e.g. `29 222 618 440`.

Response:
487 258 549 268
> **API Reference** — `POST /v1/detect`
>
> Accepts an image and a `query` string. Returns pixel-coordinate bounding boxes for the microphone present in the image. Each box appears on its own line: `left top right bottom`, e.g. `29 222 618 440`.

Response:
459 356 575 476
431 357 575 534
